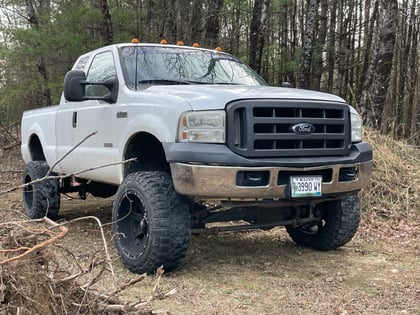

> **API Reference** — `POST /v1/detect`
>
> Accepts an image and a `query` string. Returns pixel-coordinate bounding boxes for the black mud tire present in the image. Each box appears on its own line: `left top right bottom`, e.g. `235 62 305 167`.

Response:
286 195 361 250
112 171 191 274
23 161 61 219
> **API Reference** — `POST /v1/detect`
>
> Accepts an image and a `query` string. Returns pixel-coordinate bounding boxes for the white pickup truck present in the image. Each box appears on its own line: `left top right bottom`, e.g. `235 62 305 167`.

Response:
21 41 372 274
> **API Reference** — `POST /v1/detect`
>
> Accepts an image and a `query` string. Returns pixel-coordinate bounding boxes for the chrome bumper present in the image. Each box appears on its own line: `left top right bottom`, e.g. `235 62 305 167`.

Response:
170 161 372 200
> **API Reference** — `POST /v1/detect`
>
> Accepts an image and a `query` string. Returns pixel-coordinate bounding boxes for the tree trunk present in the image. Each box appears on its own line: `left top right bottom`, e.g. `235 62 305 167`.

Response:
359 0 399 129
312 0 328 90
191 0 204 43
326 0 338 93
336 0 350 97
25 0 52 107
145 0 154 41
407 0 419 143
249 0 269 74
101 0 113 45
278 1 288 84
204 0 224 47
357 0 379 98
391 0 408 138
178 0 192 43
161 1 177 42
298 0 318 89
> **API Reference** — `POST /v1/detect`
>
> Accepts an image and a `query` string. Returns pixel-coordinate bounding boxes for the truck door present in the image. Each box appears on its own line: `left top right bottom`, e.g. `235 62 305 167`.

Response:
55 50 120 184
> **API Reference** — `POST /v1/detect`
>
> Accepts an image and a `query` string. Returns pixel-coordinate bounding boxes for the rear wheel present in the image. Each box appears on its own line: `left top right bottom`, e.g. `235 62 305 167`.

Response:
286 195 360 250
112 171 191 274
23 161 61 219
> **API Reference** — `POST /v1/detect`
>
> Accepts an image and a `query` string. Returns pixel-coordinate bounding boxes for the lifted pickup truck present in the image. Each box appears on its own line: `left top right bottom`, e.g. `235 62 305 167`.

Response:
21 41 372 274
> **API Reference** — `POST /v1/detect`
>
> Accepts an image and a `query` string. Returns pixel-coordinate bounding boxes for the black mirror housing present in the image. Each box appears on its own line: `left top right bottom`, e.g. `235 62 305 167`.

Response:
64 70 86 101
63 70 118 103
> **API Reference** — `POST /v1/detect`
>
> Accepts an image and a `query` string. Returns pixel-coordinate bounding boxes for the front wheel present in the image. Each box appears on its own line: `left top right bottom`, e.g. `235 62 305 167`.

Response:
286 195 361 250
112 171 191 274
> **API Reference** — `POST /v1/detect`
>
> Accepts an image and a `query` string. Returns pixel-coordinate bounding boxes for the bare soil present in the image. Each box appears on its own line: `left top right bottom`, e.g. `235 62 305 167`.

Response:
1 140 419 315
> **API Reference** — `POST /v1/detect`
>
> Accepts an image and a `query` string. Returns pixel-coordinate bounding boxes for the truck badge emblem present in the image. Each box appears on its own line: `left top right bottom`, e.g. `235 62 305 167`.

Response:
292 123 315 135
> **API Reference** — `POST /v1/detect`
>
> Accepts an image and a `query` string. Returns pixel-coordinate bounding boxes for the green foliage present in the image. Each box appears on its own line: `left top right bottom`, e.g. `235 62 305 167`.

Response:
0 0 417 143
0 2 105 121
111 9 139 42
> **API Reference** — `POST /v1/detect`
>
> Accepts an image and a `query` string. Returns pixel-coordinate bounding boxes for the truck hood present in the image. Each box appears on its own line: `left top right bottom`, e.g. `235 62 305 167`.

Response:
145 85 346 110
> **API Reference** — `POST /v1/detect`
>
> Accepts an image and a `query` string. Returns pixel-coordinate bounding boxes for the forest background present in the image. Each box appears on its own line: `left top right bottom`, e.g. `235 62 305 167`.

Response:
0 0 418 145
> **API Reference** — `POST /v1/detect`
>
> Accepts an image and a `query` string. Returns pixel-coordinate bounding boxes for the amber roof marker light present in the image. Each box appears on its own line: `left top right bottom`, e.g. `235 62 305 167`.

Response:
131 38 139 43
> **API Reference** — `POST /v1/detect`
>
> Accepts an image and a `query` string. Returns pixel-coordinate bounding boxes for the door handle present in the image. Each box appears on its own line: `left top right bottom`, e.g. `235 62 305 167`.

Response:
72 112 77 128
116 111 128 118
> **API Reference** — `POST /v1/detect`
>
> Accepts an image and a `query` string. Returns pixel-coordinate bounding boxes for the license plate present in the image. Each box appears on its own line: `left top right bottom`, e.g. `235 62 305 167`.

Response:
290 176 322 197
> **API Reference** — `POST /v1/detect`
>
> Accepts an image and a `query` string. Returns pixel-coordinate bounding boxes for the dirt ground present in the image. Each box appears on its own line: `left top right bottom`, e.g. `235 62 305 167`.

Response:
0 149 419 315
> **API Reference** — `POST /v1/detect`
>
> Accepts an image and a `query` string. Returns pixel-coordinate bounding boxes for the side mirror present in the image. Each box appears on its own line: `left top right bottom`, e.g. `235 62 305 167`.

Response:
63 70 118 103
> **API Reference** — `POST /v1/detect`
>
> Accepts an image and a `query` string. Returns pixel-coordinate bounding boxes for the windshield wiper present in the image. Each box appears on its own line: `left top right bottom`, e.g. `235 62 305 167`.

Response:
213 82 242 85
138 79 192 85
138 79 239 86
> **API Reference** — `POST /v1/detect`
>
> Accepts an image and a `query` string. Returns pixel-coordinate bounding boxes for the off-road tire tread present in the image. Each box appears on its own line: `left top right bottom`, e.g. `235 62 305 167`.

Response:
286 195 360 250
113 171 191 274
23 161 60 219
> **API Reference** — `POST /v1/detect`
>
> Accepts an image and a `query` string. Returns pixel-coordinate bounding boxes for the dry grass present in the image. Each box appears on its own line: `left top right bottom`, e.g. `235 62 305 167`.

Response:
359 130 419 241
0 130 419 314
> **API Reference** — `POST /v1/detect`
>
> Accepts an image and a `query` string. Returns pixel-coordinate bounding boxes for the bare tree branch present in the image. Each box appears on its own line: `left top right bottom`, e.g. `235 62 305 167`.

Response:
0 157 136 195
46 131 97 177
50 215 115 277
0 217 68 265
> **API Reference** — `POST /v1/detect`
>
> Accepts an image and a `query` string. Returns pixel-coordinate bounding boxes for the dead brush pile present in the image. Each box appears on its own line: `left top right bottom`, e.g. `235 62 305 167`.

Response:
360 130 419 234
0 218 171 315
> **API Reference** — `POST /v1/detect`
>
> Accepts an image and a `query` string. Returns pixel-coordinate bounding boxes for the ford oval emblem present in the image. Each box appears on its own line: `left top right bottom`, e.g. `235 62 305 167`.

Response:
292 123 315 135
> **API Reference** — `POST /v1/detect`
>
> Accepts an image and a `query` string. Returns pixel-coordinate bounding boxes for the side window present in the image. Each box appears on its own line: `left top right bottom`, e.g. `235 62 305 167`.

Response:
86 51 116 97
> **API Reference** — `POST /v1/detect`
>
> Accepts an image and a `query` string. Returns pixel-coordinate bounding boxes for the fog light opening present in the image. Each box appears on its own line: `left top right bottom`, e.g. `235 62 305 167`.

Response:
339 167 359 182
236 171 270 187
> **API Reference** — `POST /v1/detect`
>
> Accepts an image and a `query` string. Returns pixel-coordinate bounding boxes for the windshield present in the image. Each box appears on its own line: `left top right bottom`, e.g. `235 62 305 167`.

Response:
119 46 267 89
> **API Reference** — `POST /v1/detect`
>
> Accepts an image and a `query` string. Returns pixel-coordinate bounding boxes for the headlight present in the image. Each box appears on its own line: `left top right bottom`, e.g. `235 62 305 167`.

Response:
349 106 362 142
178 111 226 143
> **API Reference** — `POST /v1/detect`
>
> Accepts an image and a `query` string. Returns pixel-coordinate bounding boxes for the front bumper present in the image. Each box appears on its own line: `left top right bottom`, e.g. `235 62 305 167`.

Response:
170 161 372 200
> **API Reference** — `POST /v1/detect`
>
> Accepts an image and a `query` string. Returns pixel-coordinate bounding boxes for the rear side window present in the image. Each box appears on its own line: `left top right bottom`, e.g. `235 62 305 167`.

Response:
74 56 90 71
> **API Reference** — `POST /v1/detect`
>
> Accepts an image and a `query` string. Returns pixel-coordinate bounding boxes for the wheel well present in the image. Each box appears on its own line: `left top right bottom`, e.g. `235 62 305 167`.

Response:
123 132 169 176
29 135 46 161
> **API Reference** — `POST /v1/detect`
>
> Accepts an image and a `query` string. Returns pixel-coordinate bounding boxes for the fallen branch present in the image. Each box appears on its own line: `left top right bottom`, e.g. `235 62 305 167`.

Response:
0 157 136 195
0 215 116 277
0 217 68 265
104 272 147 302
0 218 177 314
1 141 21 151
95 266 176 314
0 131 96 195
0 169 22 173
51 215 115 277
0 132 179 313
0 120 20 144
